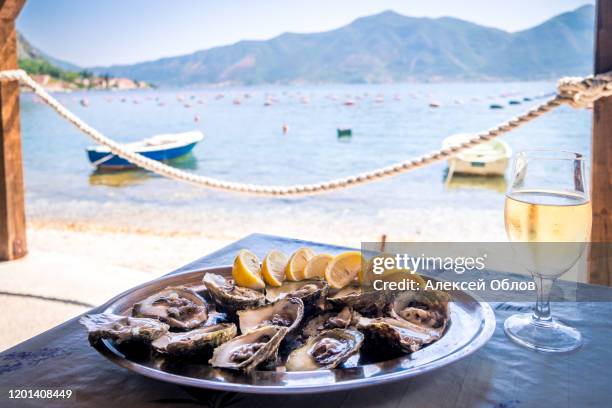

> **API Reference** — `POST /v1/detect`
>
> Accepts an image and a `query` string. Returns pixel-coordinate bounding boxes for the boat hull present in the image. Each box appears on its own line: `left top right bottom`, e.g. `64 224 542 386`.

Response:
447 156 509 176
87 141 199 169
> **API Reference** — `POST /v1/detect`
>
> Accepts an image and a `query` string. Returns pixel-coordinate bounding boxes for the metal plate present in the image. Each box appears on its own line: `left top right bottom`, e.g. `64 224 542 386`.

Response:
92 266 496 394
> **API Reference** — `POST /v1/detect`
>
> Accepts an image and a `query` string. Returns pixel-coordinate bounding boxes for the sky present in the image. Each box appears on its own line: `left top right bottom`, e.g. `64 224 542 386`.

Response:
17 0 595 67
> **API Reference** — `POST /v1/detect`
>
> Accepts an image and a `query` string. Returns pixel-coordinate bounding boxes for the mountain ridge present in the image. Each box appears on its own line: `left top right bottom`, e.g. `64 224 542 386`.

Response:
23 5 597 86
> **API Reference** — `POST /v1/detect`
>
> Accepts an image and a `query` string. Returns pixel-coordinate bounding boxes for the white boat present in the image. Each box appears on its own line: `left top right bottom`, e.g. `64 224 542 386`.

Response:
443 133 511 178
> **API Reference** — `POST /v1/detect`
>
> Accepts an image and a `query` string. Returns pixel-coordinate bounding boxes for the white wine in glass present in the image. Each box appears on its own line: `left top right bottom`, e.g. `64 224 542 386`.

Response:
504 151 591 353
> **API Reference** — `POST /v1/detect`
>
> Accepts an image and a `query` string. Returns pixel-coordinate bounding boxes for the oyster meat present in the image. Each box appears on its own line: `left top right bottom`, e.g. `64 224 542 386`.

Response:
285 328 364 371
357 316 444 354
327 285 388 316
203 273 265 313
390 290 450 332
152 323 237 355
238 297 304 333
264 281 328 310
210 325 288 372
80 313 169 345
132 286 209 330
301 306 358 338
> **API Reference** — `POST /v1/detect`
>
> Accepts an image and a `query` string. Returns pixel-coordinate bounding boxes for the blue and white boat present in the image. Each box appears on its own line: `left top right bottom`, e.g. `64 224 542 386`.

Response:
86 130 203 169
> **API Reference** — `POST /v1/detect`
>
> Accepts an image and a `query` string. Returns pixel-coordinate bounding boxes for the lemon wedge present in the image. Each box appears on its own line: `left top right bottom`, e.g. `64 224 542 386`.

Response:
361 253 396 286
303 253 334 280
380 269 426 289
324 251 364 289
362 253 426 289
232 249 265 289
262 250 287 287
285 247 315 281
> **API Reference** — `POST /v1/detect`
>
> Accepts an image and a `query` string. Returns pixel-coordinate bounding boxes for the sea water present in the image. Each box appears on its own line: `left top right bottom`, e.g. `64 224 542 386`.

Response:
20 82 590 243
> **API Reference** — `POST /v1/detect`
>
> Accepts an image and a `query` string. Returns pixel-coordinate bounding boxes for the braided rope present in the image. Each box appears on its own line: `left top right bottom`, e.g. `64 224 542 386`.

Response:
0 69 609 196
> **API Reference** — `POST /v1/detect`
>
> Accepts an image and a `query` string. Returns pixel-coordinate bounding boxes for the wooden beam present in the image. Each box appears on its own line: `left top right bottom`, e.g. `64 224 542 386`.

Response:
0 0 25 20
589 0 612 285
0 0 27 260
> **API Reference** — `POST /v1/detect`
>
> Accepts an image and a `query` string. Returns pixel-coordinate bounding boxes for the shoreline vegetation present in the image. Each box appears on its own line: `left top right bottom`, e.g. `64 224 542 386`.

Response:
17 33 149 92
18 58 150 92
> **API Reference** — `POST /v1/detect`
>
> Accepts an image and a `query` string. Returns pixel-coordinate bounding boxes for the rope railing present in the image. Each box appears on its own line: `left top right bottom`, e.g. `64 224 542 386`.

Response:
1 69 611 196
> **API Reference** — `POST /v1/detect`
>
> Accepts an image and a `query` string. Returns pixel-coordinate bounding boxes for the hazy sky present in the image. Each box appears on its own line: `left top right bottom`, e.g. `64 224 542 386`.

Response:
17 0 595 67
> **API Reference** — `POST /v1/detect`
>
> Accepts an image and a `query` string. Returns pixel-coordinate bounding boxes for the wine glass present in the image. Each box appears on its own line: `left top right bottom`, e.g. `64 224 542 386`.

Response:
504 150 591 352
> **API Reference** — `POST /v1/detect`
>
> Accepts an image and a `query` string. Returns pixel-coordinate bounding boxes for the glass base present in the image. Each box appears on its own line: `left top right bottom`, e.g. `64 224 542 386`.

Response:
504 313 582 353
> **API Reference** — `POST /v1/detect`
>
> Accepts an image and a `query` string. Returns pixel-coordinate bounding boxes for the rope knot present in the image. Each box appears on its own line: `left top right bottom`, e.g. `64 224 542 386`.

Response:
557 71 612 109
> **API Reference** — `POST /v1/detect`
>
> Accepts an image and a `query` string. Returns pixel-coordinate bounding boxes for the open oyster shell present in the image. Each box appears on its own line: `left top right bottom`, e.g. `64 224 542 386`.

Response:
327 285 388 316
301 306 359 338
152 323 237 356
389 290 450 331
285 328 364 371
264 281 328 311
80 313 169 345
357 315 445 354
203 273 265 313
132 286 209 330
209 325 288 372
238 297 304 333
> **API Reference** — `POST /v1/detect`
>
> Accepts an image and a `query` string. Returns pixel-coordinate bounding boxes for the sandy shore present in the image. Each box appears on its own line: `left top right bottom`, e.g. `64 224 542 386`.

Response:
0 225 228 351
0 208 505 351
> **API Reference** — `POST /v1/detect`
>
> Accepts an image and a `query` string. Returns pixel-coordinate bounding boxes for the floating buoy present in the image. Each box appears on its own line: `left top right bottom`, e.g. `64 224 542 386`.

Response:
337 128 352 138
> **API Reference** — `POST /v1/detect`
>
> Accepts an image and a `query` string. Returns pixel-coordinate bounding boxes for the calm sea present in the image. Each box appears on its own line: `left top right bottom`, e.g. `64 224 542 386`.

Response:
20 82 591 242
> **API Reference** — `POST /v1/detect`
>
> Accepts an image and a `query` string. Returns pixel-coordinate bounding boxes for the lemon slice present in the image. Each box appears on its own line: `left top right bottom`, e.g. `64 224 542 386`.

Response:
303 253 334 280
357 253 402 286
232 249 265 289
362 253 426 289
381 269 426 289
324 251 364 289
262 250 287 287
285 247 315 281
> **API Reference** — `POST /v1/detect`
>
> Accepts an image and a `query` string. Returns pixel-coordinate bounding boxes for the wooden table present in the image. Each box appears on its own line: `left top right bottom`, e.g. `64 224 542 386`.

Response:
1 234 611 407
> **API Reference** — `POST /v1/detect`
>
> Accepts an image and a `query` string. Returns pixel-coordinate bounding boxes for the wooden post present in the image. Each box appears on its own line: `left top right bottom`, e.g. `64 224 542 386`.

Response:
589 0 612 286
0 0 27 261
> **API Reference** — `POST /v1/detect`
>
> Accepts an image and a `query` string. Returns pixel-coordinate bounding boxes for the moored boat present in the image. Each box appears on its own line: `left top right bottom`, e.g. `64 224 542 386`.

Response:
337 128 352 138
86 130 204 169
442 133 511 177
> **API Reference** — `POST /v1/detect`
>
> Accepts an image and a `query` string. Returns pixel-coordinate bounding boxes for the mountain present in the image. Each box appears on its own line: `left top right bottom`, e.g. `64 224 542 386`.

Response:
89 4 594 85
17 33 81 72
17 34 149 91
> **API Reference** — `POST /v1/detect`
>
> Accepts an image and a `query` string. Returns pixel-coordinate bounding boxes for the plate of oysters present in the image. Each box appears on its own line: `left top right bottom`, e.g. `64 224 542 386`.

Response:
81 248 495 394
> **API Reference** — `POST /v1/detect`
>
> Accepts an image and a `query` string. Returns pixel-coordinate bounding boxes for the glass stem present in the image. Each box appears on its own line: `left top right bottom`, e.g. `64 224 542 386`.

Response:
532 275 554 323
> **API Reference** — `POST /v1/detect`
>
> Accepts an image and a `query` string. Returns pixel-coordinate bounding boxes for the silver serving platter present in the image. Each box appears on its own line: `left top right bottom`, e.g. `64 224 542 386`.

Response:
92 266 496 394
